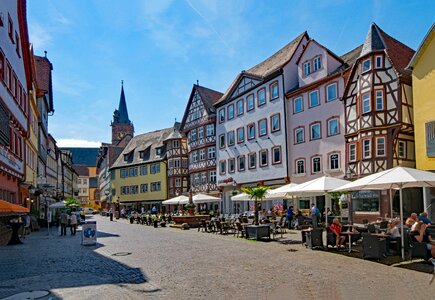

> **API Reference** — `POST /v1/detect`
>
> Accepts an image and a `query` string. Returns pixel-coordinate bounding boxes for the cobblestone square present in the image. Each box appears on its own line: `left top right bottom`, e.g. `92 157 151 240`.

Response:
1 215 435 299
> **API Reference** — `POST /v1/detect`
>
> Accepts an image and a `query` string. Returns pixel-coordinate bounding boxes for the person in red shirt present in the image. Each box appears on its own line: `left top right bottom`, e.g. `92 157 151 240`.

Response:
330 218 346 249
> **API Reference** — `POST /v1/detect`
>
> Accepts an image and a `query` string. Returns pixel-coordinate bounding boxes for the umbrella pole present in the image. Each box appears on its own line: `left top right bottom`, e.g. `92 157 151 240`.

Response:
399 187 405 260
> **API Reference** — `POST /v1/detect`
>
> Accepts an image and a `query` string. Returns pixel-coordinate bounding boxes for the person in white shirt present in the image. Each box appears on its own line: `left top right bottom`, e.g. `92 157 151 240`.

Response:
69 212 78 236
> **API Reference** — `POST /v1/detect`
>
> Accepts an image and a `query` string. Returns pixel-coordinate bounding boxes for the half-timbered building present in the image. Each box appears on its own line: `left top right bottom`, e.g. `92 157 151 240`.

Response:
215 32 309 214
285 38 361 213
163 122 189 198
342 23 417 221
180 84 223 204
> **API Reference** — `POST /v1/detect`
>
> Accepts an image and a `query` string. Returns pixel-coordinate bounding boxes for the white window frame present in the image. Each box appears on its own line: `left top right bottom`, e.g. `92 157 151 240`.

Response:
303 61 311 76
328 118 339 136
198 127 204 139
295 128 304 144
258 88 266 106
376 137 386 157
362 93 371 113
227 131 235 146
326 83 337 102
247 95 254 111
329 153 340 170
309 90 319 107
349 144 357 162
375 90 384 111
219 108 225 123
259 150 268 167
398 141 406 158
206 124 214 136
208 147 216 159
293 97 303 113
311 156 321 173
228 104 235 120
363 139 371 159
259 119 267 136
362 58 371 73
310 123 321 140
296 159 305 175
199 149 206 161
313 56 322 72
209 170 216 183
271 114 280 132
375 55 383 69
220 160 226 175
228 158 235 173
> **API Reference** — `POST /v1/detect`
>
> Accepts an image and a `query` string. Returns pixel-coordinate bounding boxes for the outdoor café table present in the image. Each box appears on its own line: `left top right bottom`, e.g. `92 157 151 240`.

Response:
370 233 390 238
341 231 359 253
301 228 312 246
7 222 23 245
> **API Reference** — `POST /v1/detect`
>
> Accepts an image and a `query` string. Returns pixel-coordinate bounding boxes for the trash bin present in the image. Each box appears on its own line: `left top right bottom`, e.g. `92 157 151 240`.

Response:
81 220 97 246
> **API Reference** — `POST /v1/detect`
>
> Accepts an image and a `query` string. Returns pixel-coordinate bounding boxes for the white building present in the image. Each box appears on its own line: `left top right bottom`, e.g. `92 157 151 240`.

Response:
215 32 309 214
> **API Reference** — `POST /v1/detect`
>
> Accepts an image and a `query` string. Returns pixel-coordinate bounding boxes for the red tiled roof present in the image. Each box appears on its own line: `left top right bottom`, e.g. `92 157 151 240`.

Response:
34 55 52 93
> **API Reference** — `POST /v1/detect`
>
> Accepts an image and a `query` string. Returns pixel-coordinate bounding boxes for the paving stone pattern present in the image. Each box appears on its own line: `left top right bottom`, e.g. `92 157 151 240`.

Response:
0 215 434 299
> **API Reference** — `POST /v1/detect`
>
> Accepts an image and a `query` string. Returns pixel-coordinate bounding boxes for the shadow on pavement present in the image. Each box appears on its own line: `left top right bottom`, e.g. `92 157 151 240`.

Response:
97 231 120 238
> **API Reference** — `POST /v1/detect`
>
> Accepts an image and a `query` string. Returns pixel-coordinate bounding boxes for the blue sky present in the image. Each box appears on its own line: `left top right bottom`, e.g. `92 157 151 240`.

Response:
27 0 435 147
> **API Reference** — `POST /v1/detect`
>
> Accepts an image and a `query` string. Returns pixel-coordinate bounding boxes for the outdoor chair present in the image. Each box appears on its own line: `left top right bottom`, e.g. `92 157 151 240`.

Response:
362 233 387 260
269 223 284 239
215 220 230 234
278 217 287 234
307 228 324 249
234 222 245 238
198 220 207 232
367 224 376 233
410 241 430 261
206 221 216 233
326 227 344 249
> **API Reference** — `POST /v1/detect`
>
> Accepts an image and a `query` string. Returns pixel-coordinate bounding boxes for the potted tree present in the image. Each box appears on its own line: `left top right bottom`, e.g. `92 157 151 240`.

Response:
241 186 270 240
185 202 196 216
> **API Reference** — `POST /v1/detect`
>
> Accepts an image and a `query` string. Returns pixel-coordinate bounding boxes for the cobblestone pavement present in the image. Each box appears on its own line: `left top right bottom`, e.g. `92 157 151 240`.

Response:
1 215 435 300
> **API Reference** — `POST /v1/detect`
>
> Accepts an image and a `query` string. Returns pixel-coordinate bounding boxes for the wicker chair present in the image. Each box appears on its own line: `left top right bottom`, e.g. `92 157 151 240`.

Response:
362 233 387 260
234 222 245 238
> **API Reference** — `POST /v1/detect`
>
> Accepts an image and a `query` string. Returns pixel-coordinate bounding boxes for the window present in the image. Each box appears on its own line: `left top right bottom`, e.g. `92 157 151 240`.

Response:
272 146 281 164
208 147 216 159
329 153 339 170
312 156 321 173
140 165 148 175
258 119 267 136
219 109 225 123
129 167 137 177
296 159 305 174
228 104 235 120
258 88 266 106
248 153 256 169
293 97 303 113
201 172 207 184
247 94 254 111
206 124 214 136
310 123 321 140
199 149 206 161
237 100 244 116
151 182 161 192
247 124 255 140
313 56 322 71
351 191 380 212
270 114 280 132
309 90 319 107
193 174 199 186
15 32 20 57
228 158 235 173
156 148 162 155
191 129 197 141
173 140 180 148
259 149 268 167
130 185 138 194
219 160 226 175
111 171 116 180
8 15 13 42
375 90 384 111
375 56 383 69
426 121 435 157
192 151 198 162
238 155 245 171
0 51 4 80
198 127 204 139
327 118 339 136
121 186 129 195
77 179 81 184
349 144 357 162
295 127 305 144
398 141 406 158
270 82 279 100
150 163 160 174
219 134 225 148
209 170 216 183
227 131 235 146
362 59 371 72
326 83 337 102
363 139 371 159
175 178 181 187
376 137 385 157
174 159 181 168
303 61 311 76
362 93 371 113
237 127 244 143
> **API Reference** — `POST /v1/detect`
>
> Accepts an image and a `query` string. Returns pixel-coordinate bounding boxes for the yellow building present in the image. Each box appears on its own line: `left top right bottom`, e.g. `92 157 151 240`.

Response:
408 23 435 171
110 127 175 211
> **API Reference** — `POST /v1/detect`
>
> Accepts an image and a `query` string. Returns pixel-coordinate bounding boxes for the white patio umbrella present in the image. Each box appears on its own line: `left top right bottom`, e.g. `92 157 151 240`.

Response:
268 183 299 198
192 193 222 204
162 195 189 205
48 201 66 208
231 190 287 202
333 166 435 260
286 176 350 196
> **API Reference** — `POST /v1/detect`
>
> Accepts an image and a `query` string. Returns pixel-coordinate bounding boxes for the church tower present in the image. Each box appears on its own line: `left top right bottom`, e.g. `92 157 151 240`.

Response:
111 82 134 145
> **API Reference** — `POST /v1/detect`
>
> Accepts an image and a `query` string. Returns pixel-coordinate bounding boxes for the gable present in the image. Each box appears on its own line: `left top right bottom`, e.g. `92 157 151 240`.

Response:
229 75 261 99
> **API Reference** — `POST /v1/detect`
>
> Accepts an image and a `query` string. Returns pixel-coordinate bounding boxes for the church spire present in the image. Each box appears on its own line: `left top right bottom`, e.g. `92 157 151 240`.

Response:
111 81 134 145
113 81 131 124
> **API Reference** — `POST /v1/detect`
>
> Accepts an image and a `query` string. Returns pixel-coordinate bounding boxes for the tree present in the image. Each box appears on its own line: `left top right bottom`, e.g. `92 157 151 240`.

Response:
241 186 270 225
64 198 80 208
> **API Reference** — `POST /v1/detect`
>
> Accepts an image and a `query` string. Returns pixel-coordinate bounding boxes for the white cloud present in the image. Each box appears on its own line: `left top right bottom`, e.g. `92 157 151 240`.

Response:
57 139 101 148
28 22 53 51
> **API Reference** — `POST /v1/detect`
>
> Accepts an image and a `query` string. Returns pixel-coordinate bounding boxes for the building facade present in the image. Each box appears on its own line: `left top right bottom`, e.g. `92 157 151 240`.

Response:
180 84 223 202
285 39 361 212
0 0 31 206
215 32 309 214
110 127 174 211
342 23 416 222
164 123 189 198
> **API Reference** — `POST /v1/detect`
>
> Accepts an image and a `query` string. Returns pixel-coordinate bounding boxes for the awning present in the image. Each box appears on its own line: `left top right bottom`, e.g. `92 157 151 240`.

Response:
0 200 29 215
192 193 221 204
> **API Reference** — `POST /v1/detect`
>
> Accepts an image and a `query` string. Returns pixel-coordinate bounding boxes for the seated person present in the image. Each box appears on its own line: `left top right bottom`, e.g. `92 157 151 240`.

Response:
418 212 432 225
330 218 346 249
410 221 435 259
405 213 419 228
387 219 401 238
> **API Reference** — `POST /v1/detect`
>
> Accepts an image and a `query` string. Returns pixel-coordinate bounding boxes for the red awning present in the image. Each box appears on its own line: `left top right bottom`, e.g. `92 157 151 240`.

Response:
0 200 29 215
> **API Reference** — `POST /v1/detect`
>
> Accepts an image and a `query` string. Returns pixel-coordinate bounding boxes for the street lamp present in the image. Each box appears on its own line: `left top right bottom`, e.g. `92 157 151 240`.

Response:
115 196 120 219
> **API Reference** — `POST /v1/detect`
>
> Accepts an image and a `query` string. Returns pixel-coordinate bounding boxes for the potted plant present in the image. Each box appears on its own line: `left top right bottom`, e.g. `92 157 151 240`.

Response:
231 190 238 196
128 215 134 224
185 203 196 216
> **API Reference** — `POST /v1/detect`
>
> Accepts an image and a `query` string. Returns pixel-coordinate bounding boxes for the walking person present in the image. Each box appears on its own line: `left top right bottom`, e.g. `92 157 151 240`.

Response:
310 204 319 228
69 212 78 236
286 206 294 229
60 211 68 236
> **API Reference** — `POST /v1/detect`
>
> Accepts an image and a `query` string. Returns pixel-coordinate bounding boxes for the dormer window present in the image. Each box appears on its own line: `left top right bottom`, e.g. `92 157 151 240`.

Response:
362 59 371 73
123 154 129 162
139 151 145 159
156 148 162 155
313 56 322 72
303 61 311 76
